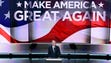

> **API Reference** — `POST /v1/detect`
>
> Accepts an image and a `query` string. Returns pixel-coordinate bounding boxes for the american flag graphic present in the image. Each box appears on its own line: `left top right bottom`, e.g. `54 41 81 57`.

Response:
0 0 111 44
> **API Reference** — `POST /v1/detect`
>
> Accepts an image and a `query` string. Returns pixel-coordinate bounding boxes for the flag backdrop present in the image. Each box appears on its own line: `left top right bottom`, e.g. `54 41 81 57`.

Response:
0 0 111 44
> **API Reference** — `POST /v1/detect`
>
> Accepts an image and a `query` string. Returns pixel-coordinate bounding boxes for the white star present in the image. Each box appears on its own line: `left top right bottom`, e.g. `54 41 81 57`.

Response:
4 11 10 19
16 1 22 7
98 2 104 7
0 0 4 7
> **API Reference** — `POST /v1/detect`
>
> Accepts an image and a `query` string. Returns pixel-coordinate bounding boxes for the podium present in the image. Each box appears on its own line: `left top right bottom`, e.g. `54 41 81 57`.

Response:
45 58 62 63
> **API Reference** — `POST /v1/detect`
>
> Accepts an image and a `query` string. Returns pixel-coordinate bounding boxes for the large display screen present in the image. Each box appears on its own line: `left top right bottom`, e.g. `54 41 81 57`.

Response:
0 0 111 44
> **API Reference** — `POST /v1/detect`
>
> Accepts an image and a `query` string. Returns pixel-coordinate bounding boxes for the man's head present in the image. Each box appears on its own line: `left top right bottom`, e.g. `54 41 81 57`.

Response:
52 40 56 46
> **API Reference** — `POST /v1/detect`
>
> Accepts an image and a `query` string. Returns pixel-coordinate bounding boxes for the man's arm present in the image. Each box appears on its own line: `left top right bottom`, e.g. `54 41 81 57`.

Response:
48 46 51 57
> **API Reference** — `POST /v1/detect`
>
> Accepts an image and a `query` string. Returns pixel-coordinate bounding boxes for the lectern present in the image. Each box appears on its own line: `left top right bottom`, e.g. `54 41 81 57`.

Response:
45 58 62 63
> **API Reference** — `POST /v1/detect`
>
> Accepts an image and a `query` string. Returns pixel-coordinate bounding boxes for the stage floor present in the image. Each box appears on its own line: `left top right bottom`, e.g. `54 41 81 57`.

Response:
0 59 111 63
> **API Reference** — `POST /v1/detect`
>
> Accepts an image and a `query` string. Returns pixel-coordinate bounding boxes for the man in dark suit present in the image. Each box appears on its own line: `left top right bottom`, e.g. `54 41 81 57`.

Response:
48 40 61 58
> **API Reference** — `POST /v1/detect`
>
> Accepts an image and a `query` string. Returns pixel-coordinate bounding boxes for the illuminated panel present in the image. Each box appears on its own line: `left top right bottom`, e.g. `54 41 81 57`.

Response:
90 0 110 44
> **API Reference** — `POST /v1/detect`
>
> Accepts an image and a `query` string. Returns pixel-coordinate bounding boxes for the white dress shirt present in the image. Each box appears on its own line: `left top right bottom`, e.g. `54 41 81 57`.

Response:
52 46 55 52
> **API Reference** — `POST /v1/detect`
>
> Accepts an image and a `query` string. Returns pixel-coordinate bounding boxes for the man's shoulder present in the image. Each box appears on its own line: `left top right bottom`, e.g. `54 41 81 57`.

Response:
48 45 52 48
